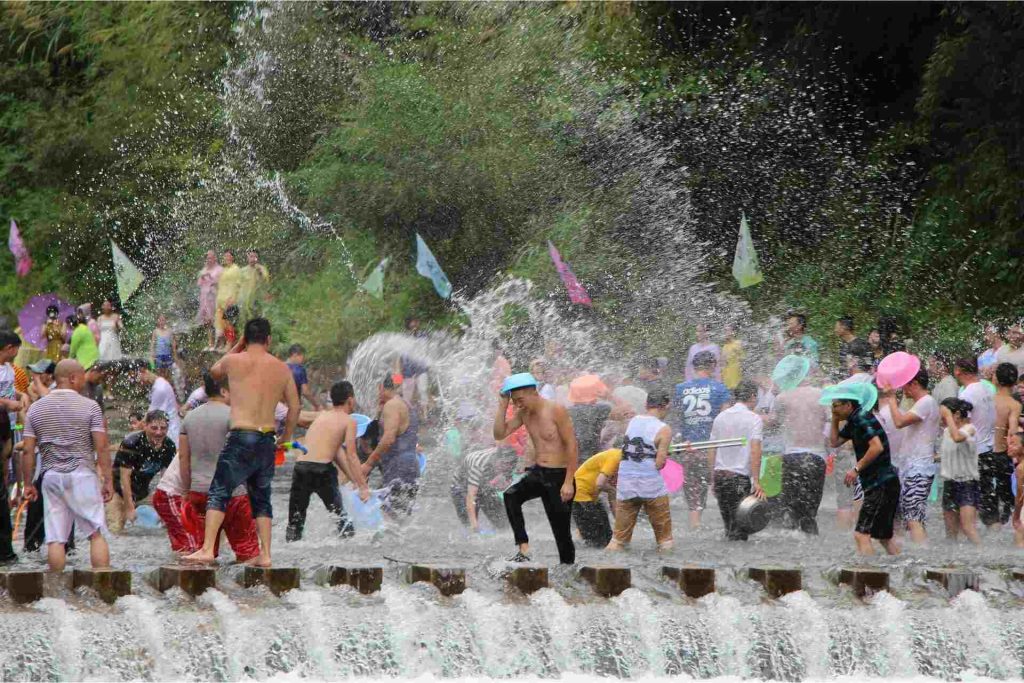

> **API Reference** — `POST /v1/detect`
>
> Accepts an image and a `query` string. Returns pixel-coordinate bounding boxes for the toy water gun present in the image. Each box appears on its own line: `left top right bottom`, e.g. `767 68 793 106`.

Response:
275 440 307 466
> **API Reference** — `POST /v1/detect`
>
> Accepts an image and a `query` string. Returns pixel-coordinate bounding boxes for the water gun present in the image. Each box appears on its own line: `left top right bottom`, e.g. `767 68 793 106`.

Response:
275 440 307 466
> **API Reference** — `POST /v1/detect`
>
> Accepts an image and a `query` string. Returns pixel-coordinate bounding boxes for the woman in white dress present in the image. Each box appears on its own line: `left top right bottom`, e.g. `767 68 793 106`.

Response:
97 299 124 361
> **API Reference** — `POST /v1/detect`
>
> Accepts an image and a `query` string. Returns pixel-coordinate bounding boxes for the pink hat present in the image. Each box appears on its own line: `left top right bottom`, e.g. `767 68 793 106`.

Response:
568 374 609 404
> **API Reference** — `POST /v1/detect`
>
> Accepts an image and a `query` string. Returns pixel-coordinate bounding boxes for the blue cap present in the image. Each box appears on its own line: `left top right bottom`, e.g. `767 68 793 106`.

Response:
500 372 538 396
352 413 371 438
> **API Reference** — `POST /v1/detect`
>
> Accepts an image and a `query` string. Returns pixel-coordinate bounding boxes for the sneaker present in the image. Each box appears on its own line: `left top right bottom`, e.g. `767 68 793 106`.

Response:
507 551 531 563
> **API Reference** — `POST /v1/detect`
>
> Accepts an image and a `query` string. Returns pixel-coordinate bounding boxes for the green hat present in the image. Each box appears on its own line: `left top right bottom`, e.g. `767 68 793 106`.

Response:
819 382 877 415
772 355 811 392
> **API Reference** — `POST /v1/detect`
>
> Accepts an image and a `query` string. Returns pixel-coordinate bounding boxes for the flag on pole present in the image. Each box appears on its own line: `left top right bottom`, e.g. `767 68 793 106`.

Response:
547 241 591 306
110 239 145 303
360 257 389 299
731 212 763 289
8 219 31 277
415 234 452 299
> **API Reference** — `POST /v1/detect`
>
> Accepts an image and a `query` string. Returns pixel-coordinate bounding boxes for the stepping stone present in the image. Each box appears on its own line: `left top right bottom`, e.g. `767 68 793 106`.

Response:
579 565 631 597
73 568 131 604
239 566 300 595
0 571 44 604
405 565 465 596
662 565 715 599
157 565 216 597
925 568 979 596
506 563 548 594
747 567 801 598
317 565 383 595
837 567 889 597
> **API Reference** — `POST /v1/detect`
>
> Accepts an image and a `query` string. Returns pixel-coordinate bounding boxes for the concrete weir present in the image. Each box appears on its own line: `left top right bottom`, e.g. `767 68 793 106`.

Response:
405 565 466 596
505 563 548 594
73 568 131 604
157 565 216 596
925 568 979 596
579 565 631 597
662 565 716 599
317 565 384 594
239 566 301 595
837 567 890 597
747 567 802 598
0 571 44 604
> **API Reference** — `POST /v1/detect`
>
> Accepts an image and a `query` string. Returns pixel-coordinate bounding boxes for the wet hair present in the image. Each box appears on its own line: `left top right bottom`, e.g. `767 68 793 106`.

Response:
996 362 1019 388
330 380 354 406
954 357 978 375
203 370 224 399
788 312 807 330
909 368 930 390
128 409 145 423
646 390 671 409
288 344 305 357
692 350 717 370
382 374 397 391
837 316 854 332
734 379 759 403
834 398 861 412
941 397 972 418
247 249 259 257
144 410 169 425
243 317 271 345
0 330 21 349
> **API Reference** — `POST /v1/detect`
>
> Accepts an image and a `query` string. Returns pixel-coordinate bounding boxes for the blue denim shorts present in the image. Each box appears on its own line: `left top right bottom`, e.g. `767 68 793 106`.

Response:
207 429 276 518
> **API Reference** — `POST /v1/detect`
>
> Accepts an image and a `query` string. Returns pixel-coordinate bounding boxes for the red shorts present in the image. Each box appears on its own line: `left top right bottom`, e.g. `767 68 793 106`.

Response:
188 491 260 562
152 490 195 553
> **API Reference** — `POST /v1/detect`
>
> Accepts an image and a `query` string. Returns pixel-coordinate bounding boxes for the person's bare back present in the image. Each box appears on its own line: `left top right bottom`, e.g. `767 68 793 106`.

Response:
994 391 1021 453
211 333 298 440
300 410 351 465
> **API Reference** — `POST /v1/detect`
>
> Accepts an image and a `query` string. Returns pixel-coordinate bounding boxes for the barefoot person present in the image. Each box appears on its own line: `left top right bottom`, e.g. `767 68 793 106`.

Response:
286 381 371 541
184 318 299 567
21 360 113 572
493 372 577 564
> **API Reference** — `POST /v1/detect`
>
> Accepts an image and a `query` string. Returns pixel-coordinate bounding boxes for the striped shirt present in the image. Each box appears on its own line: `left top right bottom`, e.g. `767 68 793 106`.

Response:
24 389 105 473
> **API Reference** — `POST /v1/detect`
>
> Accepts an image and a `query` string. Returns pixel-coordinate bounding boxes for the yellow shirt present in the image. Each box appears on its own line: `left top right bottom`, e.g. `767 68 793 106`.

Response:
216 264 241 307
573 449 622 502
722 339 744 390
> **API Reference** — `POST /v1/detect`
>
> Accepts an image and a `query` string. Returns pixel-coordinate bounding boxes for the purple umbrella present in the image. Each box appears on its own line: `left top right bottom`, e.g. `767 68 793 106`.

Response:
18 294 76 349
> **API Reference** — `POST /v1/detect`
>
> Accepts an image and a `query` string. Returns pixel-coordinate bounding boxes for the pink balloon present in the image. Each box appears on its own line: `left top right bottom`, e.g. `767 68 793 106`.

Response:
661 459 685 493
876 351 921 389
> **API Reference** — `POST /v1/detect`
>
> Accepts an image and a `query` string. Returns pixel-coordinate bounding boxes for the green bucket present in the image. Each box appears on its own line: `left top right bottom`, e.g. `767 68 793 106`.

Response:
759 454 783 498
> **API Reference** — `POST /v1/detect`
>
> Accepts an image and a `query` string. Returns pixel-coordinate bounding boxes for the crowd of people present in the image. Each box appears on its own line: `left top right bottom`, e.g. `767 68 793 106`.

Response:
0 305 1022 575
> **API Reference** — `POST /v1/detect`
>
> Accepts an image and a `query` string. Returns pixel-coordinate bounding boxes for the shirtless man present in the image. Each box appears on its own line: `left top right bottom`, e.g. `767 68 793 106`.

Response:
286 381 370 541
185 318 299 567
493 373 578 564
991 362 1021 527
362 376 421 517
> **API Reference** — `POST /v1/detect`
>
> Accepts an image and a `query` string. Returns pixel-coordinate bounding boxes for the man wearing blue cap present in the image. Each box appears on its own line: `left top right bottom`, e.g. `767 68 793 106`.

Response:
494 372 578 564
286 381 371 541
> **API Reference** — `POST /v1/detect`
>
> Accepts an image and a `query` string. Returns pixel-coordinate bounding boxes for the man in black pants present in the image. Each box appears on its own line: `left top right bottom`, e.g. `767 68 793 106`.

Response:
285 381 371 541
493 374 578 564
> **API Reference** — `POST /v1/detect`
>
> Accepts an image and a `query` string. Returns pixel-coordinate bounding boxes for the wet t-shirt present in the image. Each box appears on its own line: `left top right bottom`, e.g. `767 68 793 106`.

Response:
288 362 308 394
114 431 176 502
838 411 896 490
672 378 731 442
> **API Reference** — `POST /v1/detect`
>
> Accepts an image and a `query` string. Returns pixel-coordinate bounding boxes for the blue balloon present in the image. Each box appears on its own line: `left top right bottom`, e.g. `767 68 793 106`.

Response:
135 504 162 528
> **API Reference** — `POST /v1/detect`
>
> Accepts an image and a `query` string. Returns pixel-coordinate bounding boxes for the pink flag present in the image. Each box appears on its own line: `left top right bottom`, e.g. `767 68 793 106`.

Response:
548 241 591 306
8 219 31 278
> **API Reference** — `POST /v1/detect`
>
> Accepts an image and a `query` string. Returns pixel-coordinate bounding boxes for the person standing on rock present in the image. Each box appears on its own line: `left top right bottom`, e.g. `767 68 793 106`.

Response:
21 360 113 572
493 373 578 564
184 318 299 567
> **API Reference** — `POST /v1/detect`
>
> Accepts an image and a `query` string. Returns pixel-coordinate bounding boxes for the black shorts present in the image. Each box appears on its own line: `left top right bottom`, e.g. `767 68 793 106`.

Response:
855 477 899 540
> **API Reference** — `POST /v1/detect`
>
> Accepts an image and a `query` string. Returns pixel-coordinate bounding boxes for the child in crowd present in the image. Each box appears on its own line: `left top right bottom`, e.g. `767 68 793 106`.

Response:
222 305 239 349
938 397 981 545
150 314 177 377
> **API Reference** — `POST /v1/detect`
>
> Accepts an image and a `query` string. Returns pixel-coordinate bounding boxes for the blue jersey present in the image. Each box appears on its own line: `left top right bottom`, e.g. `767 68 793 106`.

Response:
672 378 732 442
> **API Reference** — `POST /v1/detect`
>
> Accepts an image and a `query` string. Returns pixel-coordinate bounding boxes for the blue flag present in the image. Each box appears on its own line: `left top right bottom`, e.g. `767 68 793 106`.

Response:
415 233 452 299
